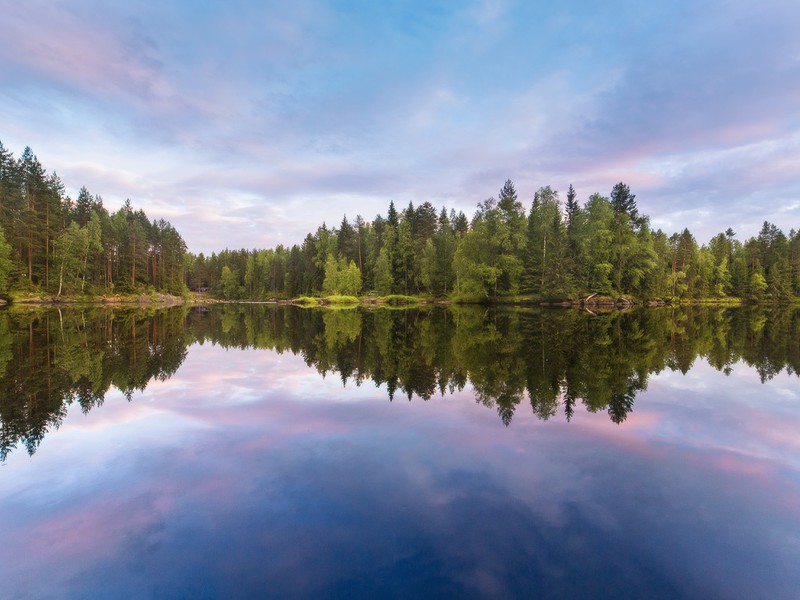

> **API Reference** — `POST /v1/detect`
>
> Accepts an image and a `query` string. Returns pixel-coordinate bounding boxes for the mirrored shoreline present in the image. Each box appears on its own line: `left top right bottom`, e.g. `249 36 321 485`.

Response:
1 304 797 460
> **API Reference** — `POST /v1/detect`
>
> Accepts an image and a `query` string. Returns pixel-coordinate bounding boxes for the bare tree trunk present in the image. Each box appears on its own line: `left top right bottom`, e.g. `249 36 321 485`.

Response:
57 262 64 298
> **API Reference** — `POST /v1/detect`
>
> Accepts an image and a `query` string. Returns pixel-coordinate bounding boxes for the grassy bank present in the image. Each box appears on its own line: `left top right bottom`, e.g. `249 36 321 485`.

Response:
284 293 791 309
293 294 427 307
6 290 187 307
15 289 778 309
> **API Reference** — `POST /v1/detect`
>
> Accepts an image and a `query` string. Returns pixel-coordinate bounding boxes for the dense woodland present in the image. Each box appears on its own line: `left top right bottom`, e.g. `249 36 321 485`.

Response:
189 180 800 303
2 304 798 459
1 141 799 303
0 142 188 297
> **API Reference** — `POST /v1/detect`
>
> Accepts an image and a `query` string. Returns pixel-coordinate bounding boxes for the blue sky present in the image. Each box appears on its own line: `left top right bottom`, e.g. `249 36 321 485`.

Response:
1 0 799 253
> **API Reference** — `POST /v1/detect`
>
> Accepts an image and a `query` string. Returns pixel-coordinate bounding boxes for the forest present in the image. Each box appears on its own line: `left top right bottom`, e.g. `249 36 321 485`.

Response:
188 181 800 303
0 142 188 298
1 141 799 303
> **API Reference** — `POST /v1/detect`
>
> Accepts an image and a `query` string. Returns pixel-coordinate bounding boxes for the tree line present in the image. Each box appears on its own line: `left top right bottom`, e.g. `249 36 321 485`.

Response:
0 142 188 297
189 180 800 303
2 141 798 303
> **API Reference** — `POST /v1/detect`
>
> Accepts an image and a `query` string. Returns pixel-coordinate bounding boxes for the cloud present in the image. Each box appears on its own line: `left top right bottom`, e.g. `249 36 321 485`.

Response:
0 3 170 112
1 0 798 253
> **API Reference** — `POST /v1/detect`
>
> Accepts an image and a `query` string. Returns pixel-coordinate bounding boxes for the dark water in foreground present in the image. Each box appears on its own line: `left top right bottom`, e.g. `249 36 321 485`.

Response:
0 305 798 599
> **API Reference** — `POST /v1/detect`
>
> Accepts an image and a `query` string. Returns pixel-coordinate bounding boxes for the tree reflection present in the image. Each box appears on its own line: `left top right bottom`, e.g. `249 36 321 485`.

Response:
0 306 188 460
1 303 798 460
193 304 800 427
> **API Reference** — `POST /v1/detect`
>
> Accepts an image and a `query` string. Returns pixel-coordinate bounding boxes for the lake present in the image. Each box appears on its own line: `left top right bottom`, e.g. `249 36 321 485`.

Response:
0 304 798 599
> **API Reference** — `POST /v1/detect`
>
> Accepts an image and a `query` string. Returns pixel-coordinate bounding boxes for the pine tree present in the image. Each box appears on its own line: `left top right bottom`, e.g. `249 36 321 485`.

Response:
565 184 579 230
497 179 521 218
387 201 399 228
610 182 638 222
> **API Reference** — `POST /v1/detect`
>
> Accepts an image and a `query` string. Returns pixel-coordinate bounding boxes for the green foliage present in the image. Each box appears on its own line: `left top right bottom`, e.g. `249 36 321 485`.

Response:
0 142 188 299
0 228 13 296
323 256 362 296
454 197 523 298
55 222 87 295
382 294 419 305
523 186 571 298
748 270 768 302
220 265 241 299
419 238 437 294
0 142 794 306
323 295 360 305
767 256 792 303
575 194 615 294
373 245 393 295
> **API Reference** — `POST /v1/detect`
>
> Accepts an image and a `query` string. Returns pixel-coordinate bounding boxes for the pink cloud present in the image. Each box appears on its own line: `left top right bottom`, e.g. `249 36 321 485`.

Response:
2 4 167 104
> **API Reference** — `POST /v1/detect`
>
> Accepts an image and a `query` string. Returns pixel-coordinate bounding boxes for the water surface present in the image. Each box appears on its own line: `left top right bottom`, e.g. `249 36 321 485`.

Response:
0 305 798 599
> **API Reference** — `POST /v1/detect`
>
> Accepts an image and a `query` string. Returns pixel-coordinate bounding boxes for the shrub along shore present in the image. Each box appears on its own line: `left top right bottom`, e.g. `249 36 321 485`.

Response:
3 290 786 310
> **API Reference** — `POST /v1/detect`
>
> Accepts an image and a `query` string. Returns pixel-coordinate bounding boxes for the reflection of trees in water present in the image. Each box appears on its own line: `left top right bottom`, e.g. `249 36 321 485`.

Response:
1 304 798 460
0 307 189 460
196 304 800 427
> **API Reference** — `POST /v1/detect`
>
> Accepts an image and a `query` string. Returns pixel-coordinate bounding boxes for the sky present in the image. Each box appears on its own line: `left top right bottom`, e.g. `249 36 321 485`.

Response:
1 0 799 254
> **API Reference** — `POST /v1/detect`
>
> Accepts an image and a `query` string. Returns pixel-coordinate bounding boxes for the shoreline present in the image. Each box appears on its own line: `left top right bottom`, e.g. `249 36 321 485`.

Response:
3 292 796 310
4 292 188 307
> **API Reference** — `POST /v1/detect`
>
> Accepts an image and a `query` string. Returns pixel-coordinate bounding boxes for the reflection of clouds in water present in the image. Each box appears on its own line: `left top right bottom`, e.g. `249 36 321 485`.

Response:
171 344 384 405
644 361 800 471
1 342 799 598
139 342 800 479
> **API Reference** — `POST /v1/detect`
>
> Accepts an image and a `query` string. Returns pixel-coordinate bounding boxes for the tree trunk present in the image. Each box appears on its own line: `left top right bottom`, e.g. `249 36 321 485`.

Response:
81 243 89 292
45 205 49 289
672 249 677 296
542 229 547 289
131 233 136 287
28 228 32 280
57 261 64 298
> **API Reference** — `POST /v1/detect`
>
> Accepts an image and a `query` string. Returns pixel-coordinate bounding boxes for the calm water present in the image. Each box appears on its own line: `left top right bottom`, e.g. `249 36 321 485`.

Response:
0 305 799 599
